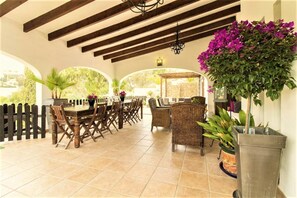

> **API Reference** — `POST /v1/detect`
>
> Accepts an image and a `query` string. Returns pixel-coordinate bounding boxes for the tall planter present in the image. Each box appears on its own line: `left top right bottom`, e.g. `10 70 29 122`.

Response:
232 126 286 198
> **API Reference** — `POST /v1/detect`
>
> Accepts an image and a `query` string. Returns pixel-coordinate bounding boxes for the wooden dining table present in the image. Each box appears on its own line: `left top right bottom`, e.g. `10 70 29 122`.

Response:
51 101 143 148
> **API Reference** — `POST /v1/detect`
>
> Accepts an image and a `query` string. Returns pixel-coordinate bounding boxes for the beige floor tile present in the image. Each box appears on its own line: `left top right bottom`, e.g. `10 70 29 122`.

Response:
210 192 233 198
0 165 28 181
39 179 84 197
17 175 63 196
125 163 156 181
175 186 209 198
84 157 116 170
1 169 44 189
67 167 101 184
105 160 136 174
138 153 162 166
2 191 29 198
179 171 209 191
163 149 185 160
184 151 206 161
182 159 207 173
87 170 124 191
207 162 230 177
136 139 154 147
0 161 12 170
0 184 13 197
206 153 221 164
99 150 125 159
32 159 65 174
158 157 183 169
209 175 237 195
151 167 181 185
47 163 82 179
107 191 134 197
111 176 147 197
71 185 109 197
140 180 177 197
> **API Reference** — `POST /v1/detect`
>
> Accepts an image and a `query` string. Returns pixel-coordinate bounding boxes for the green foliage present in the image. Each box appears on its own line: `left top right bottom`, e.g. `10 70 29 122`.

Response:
30 68 76 99
112 79 119 95
197 107 255 149
60 68 108 99
0 67 36 105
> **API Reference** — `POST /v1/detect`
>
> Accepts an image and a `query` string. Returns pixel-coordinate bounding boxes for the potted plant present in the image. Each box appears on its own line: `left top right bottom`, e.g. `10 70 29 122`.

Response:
119 90 126 101
30 68 76 100
198 19 297 197
198 107 255 178
87 93 98 108
30 68 76 131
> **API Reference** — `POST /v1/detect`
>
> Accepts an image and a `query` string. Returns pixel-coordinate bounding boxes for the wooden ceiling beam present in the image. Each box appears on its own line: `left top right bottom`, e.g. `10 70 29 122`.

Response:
47 1 143 41
67 0 199 47
93 6 240 56
0 0 27 17
23 0 94 32
103 17 235 60
83 0 239 52
110 26 229 63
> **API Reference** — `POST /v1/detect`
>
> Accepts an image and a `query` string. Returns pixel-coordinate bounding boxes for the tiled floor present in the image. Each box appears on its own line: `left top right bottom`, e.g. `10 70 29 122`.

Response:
0 114 236 197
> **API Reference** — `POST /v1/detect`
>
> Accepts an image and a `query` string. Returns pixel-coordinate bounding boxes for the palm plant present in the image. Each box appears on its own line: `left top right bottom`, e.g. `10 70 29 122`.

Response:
30 68 76 99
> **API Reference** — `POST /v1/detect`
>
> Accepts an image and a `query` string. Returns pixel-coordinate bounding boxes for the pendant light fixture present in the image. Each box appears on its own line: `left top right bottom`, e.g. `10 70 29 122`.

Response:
170 23 185 55
123 0 164 15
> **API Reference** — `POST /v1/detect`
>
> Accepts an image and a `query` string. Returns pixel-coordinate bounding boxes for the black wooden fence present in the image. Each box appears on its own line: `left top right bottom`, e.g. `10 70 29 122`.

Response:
0 103 46 142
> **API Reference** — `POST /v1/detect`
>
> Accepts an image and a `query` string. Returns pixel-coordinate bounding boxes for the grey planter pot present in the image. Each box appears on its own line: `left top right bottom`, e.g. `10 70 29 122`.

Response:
232 126 286 198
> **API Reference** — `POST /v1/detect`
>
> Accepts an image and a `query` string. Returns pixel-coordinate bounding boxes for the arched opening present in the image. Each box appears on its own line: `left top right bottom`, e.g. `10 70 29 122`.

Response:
120 68 208 101
0 52 42 105
59 67 109 100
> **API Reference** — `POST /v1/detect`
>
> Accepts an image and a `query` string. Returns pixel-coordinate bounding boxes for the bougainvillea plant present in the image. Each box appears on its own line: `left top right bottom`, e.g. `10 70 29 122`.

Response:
198 19 297 133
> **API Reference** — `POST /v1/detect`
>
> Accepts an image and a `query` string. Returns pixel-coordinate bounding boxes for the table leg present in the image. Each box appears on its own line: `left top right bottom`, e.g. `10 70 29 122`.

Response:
73 117 80 148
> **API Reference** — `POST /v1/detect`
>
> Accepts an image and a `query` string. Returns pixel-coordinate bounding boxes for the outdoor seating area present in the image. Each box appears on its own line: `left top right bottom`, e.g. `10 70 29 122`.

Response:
0 114 238 197
1 0 296 197
51 98 143 149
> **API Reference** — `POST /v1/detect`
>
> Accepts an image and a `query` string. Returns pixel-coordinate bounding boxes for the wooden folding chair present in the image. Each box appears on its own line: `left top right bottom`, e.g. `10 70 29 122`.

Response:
92 103 107 139
80 104 98 143
107 101 121 131
50 105 75 149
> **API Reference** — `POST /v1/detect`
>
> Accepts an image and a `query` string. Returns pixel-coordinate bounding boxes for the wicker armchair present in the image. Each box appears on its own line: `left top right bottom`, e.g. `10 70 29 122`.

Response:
191 96 206 104
148 98 171 132
171 102 206 155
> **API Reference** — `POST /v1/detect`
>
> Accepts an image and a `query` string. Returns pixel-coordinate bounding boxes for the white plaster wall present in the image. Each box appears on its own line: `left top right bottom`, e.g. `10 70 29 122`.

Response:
239 0 297 197
113 36 215 114
0 17 114 103
279 0 297 197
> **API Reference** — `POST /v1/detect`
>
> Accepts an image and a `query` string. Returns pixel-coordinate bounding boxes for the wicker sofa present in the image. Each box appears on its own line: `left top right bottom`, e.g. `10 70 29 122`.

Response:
171 102 206 156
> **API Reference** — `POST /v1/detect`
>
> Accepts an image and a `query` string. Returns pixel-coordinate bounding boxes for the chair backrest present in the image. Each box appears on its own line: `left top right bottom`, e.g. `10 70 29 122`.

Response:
95 103 107 120
50 105 72 127
148 98 157 112
191 96 206 104
171 103 206 143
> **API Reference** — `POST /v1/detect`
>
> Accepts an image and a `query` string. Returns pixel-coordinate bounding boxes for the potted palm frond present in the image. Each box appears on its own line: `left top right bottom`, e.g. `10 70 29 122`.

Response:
198 19 297 197
30 68 76 100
